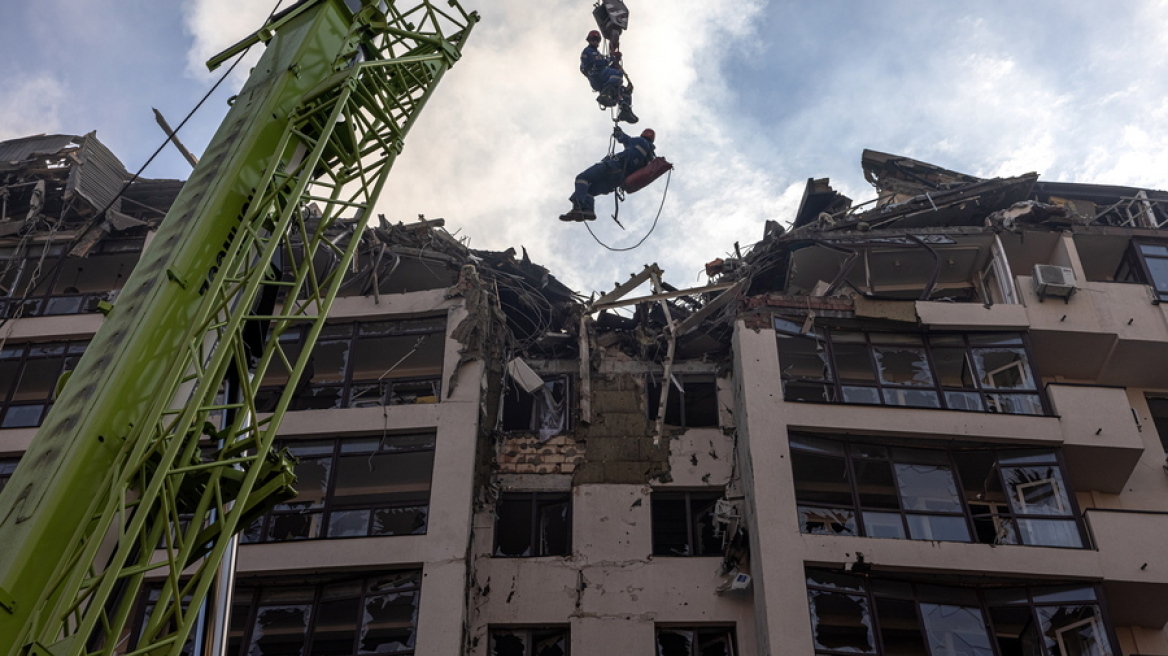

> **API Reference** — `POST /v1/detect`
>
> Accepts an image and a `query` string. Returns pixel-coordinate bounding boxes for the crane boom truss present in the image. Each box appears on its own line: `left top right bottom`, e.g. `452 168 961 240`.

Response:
0 2 476 655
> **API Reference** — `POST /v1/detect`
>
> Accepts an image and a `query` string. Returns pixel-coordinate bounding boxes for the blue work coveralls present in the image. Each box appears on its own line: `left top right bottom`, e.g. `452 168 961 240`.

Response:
580 45 624 98
570 132 656 214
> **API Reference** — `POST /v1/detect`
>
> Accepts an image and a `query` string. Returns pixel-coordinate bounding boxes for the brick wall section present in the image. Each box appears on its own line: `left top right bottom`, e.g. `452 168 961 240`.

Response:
572 372 671 485
497 434 584 475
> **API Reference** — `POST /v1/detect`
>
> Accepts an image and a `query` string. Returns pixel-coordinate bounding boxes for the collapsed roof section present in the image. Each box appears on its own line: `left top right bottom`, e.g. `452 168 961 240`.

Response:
723 149 1168 320
0 133 182 254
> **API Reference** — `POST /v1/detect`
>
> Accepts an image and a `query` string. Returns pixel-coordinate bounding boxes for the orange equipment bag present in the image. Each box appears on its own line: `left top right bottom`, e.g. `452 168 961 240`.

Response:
622 157 672 194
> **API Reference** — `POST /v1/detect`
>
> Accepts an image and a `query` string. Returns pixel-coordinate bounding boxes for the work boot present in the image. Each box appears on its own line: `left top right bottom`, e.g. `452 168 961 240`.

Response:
560 209 595 222
617 104 638 124
596 86 619 108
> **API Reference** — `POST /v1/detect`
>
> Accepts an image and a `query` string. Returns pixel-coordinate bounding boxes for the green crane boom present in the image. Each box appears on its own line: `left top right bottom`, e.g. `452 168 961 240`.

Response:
0 2 475 655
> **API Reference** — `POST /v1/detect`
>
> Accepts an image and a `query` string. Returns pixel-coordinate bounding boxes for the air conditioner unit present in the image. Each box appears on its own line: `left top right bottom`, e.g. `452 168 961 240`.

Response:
1033 264 1076 301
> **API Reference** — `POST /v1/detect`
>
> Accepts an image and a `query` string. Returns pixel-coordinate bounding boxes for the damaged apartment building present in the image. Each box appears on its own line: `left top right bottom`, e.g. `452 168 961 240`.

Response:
2 132 1168 656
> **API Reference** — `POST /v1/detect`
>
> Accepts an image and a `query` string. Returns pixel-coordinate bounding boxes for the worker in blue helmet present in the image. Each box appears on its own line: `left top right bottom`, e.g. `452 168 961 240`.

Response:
561 126 656 222
580 30 638 124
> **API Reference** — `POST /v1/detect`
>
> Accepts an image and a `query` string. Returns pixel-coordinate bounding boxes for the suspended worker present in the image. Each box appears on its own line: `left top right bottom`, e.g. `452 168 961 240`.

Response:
561 126 656 222
580 30 638 124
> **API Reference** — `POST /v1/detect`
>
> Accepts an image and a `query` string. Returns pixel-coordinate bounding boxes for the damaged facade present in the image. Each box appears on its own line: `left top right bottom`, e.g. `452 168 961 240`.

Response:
3 133 1168 655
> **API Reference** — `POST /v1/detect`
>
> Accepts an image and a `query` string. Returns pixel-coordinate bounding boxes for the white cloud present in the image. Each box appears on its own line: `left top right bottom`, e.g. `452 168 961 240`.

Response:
183 0 276 84
0 75 67 141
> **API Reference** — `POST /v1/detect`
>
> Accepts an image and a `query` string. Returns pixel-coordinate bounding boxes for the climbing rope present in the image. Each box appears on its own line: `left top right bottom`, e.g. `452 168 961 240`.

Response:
584 168 672 252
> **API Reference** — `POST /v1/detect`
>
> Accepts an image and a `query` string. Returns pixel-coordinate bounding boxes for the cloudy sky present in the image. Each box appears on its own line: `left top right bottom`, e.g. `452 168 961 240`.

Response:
3 0 1168 294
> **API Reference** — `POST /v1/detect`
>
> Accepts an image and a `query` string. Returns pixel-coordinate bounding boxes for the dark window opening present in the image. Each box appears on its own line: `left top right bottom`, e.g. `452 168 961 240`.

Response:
227 570 421 656
0 238 144 319
489 627 569 656
792 435 1086 549
806 569 1119 656
0 340 87 428
241 433 434 543
656 627 737 656
652 491 726 557
1147 395 1168 458
775 321 1047 416
494 492 571 557
0 458 18 494
1116 240 1168 302
258 317 445 412
503 375 571 438
123 584 195 656
648 374 719 428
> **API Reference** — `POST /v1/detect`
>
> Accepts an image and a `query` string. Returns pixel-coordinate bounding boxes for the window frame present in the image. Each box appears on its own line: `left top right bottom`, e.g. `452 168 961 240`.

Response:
227 570 423 656
502 373 573 435
646 373 720 429
651 490 726 557
242 432 436 543
493 491 572 558
791 435 1089 549
805 568 1121 656
0 339 88 428
0 238 145 319
0 457 18 494
775 321 1050 416
261 316 446 411
655 625 738 656
1116 239 1168 302
487 625 571 656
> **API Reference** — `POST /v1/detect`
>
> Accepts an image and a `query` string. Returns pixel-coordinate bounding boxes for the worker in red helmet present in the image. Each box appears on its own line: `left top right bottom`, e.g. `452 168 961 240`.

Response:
579 30 637 123
561 126 656 222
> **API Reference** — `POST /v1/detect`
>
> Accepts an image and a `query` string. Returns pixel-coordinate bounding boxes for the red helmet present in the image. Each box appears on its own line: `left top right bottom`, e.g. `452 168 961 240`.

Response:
587 30 602 42
640 129 655 143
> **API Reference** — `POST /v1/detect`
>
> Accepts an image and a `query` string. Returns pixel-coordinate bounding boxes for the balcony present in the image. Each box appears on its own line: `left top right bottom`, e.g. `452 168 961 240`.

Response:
1086 509 1168 627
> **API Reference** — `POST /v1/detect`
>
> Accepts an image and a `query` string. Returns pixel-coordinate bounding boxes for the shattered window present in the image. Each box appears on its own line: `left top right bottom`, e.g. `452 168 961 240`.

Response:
775 322 1046 415
258 317 445 412
655 626 737 656
647 374 719 428
0 340 87 428
489 627 570 656
651 491 725 557
0 238 144 319
503 374 571 440
791 435 1086 548
241 433 434 543
494 492 571 557
227 570 421 656
0 458 18 494
806 569 1119 656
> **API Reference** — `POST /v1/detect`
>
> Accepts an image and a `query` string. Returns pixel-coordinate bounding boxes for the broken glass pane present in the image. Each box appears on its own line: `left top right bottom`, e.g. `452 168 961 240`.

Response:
267 511 321 541
777 333 830 380
798 506 857 536
1015 519 1082 548
657 629 694 656
988 605 1041 656
973 348 1035 390
371 506 428 536
277 456 331 510
874 346 933 387
538 497 571 556
491 631 526 656
919 603 994 656
807 590 876 653
894 463 962 512
328 509 371 537
944 390 984 411
532 629 568 656
986 393 1043 415
1003 466 1071 516
359 592 419 653
933 347 975 387
248 605 311 656
1036 605 1113 656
